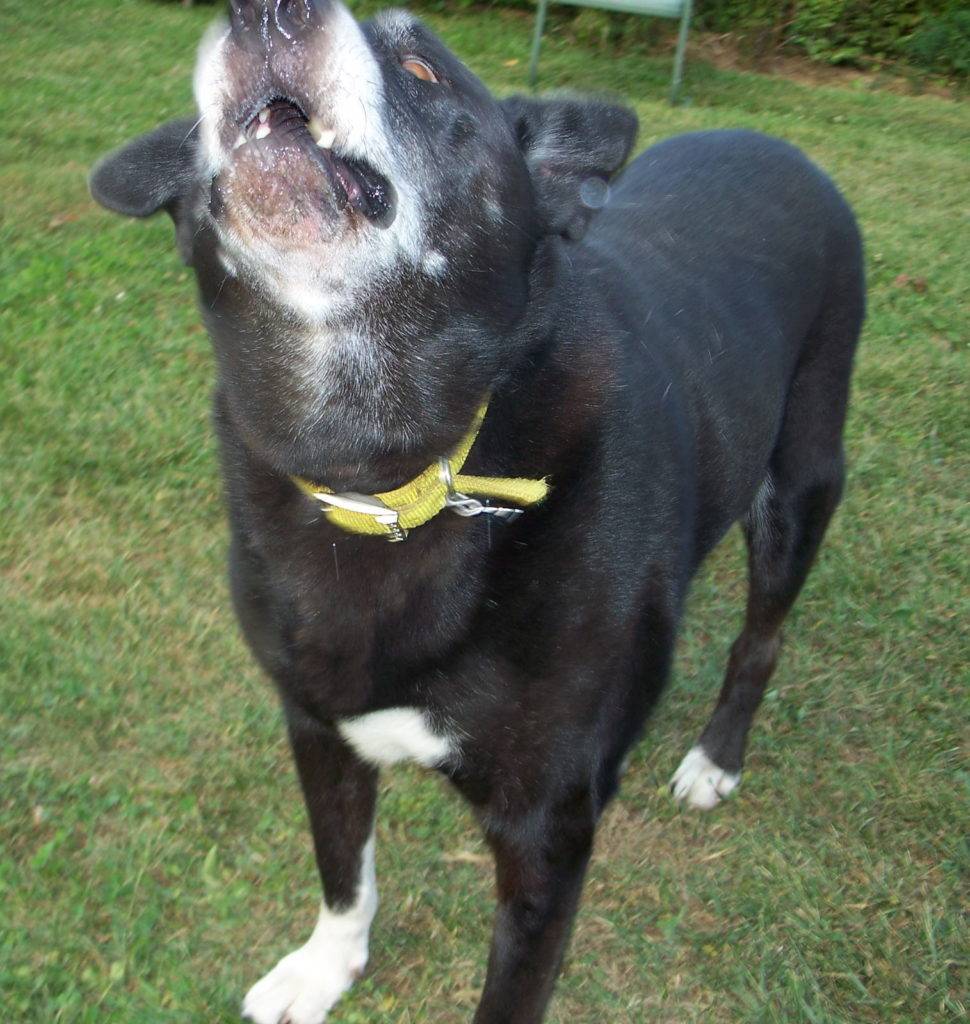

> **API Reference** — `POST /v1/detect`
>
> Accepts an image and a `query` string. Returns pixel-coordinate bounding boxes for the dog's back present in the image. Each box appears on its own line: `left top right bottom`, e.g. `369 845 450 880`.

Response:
570 130 864 563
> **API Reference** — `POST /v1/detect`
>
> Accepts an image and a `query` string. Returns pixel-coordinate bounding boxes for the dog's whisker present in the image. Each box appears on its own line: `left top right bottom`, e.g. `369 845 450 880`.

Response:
180 115 204 148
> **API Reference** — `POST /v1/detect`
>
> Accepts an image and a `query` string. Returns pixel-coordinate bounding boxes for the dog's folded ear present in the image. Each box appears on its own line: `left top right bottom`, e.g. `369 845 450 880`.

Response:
502 95 638 241
90 118 199 218
90 118 200 263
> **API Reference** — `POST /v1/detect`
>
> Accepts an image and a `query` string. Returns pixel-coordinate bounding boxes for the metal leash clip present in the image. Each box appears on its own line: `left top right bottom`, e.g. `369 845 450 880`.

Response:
438 460 524 524
310 490 409 542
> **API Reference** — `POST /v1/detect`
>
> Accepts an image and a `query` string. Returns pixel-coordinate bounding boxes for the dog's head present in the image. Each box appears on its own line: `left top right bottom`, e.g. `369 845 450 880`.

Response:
91 0 636 481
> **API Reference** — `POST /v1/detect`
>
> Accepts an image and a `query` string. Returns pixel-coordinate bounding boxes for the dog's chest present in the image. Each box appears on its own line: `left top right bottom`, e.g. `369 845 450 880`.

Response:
337 707 457 768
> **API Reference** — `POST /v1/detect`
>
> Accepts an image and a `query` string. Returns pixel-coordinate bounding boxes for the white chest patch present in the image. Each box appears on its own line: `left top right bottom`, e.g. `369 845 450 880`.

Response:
337 708 456 768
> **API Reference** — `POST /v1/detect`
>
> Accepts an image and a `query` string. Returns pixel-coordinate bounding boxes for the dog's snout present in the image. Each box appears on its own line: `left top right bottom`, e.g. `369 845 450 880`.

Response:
228 0 330 40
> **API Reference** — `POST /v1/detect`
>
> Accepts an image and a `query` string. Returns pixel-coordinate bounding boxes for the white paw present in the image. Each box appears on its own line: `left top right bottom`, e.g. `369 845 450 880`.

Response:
242 938 364 1024
670 746 740 810
243 836 377 1024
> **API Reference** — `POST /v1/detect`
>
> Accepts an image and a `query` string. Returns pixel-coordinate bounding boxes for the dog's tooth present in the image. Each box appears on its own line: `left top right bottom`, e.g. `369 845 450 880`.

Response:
308 118 335 149
255 124 271 140
258 108 269 124
233 132 246 150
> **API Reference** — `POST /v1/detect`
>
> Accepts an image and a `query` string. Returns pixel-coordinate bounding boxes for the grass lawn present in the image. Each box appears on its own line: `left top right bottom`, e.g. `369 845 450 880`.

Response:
1 1 967 1021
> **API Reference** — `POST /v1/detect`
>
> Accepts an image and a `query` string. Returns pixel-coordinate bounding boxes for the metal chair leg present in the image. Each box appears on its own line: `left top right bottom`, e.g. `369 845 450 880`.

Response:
669 0 692 104
529 0 550 90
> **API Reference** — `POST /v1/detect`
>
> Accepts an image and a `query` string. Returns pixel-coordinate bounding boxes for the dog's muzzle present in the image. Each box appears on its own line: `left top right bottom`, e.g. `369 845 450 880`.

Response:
211 0 396 232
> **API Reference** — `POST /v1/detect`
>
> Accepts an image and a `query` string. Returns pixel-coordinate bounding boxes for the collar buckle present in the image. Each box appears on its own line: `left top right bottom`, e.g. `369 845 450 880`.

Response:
308 490 409 542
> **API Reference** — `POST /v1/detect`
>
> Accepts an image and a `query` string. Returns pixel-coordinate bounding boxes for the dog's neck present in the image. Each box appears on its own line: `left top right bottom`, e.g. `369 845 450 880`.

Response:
208 235 592 495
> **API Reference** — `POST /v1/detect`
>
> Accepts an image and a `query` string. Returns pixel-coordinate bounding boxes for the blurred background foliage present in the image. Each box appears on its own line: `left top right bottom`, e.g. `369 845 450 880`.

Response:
695 1 970 74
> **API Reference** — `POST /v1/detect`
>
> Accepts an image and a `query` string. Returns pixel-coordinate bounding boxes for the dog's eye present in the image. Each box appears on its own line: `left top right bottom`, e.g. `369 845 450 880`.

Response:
402 58 439 84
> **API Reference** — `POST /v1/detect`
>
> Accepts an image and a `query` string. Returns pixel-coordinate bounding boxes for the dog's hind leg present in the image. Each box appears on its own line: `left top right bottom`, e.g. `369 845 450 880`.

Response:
243 707 378 1024
671 464 844 809
673 270 863 810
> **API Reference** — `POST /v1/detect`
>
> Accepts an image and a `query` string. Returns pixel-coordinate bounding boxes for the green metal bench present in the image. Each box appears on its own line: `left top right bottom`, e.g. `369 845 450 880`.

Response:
528 0 694 103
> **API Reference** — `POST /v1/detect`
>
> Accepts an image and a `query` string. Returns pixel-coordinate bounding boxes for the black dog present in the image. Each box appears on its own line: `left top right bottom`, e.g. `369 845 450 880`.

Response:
90 2 865 1021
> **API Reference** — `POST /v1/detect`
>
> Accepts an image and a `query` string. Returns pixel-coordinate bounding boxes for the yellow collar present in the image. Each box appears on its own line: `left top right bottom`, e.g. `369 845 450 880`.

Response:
291 400 549 541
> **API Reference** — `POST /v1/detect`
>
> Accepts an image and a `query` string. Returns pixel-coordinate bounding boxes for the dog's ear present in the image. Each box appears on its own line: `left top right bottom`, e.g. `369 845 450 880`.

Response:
502 95 637 241
90 118 200 260
90 118 199 217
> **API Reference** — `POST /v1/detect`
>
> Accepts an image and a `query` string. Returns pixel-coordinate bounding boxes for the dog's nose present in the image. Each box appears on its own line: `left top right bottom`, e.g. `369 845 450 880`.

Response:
228 0 329 40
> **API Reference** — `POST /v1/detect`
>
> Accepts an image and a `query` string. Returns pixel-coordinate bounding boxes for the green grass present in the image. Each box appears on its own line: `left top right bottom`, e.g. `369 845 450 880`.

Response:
2 1 967 1022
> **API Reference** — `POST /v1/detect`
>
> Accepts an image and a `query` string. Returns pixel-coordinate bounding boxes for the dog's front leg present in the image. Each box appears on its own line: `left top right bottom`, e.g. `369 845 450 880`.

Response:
474 790 596 1024
243 706 379 1024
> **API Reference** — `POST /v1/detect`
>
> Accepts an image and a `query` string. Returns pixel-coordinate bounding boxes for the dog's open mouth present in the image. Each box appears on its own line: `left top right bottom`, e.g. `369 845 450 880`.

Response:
229 98 395 228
